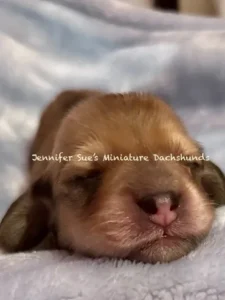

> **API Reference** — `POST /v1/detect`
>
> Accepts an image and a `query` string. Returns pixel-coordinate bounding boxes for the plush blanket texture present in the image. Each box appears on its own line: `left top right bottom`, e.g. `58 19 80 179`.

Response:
0 0 225 299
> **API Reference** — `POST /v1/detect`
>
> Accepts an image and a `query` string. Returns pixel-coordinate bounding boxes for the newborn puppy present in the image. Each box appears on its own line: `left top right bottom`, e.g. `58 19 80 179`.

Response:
0 90 225 264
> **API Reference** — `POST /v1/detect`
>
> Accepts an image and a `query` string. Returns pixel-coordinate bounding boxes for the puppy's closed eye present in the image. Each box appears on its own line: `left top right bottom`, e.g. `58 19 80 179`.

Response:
67 169 102 186
193 160 225 207
184 159 203 172
182 159 225 206
63 169 103 206
75 170 102 182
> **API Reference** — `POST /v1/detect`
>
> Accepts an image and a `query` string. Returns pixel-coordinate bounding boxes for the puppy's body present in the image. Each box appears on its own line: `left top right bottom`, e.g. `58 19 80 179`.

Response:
0 90 225 263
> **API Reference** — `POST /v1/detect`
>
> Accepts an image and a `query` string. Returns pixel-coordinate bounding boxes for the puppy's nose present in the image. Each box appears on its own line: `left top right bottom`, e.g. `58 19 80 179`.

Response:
138 193 178 227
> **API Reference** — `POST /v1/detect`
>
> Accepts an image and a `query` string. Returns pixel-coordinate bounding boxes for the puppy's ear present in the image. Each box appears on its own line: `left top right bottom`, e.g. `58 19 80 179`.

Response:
198 160 225 207
0 177 53 253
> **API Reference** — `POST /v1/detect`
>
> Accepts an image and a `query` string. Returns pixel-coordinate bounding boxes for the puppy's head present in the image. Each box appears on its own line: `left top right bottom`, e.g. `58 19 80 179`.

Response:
45 93 223 263
1 92 224 263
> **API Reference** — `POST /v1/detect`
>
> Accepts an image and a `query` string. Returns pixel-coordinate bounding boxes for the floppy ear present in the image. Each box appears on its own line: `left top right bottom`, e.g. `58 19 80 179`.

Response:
0 177 53 253
198 160 225 207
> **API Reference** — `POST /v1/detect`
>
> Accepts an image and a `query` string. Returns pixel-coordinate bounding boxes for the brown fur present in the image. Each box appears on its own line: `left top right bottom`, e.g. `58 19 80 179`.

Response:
0 90 225 264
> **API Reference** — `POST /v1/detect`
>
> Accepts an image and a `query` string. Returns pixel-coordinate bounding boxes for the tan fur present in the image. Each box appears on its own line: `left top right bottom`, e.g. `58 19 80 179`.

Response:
0 90 225 264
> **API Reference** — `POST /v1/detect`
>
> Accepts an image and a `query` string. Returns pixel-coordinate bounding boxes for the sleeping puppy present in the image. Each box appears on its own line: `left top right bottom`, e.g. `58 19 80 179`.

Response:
0 90 225 264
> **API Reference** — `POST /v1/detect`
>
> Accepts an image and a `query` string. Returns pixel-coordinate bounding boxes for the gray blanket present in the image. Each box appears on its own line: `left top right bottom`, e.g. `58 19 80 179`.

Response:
0 0 225 299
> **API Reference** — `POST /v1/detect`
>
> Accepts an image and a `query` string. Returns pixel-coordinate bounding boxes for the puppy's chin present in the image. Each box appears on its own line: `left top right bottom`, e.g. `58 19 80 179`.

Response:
128 236 202 264
57 218 211 264
55 181 214 264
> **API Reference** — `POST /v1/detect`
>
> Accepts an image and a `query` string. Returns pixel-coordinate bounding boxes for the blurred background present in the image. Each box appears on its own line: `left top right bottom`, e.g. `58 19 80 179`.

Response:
120 0 225 17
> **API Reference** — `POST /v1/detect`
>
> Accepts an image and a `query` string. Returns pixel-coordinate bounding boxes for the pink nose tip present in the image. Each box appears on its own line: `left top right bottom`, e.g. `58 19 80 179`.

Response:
151 195 177 227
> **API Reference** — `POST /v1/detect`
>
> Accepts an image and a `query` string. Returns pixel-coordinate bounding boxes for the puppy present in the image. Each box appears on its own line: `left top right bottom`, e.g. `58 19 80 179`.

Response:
0 90 225 264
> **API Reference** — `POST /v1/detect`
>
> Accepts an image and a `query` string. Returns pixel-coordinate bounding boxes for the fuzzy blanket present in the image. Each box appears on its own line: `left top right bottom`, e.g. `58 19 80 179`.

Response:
1 206 225 300
1 0 225 299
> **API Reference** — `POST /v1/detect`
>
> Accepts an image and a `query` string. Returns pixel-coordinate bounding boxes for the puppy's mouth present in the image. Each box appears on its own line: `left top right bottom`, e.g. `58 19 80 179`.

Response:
149 231 181 244
126 230 198 264
152 233 183 245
